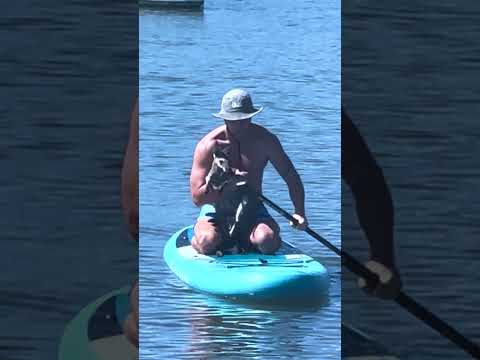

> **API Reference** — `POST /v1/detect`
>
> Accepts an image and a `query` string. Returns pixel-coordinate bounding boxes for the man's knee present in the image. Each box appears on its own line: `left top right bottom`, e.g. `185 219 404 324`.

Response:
193 225 221 255
251 223 281 254
124 281 139 347
252 225 275 241
124 313 138 347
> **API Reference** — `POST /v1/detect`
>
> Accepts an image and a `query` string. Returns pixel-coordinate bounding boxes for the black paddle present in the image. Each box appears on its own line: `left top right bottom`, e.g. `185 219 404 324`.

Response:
259 194 480 359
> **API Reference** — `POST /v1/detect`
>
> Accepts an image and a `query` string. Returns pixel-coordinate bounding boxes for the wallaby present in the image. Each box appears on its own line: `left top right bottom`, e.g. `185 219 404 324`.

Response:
205 147 260 255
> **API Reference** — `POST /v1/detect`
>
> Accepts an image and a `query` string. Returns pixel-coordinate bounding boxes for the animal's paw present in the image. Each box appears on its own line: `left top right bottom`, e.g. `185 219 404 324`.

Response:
233 169 248 177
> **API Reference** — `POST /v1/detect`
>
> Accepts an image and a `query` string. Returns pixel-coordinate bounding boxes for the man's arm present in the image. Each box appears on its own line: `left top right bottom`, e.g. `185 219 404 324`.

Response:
190 140 221 207
342 107 396 268
267 134 306 217
121 99 139 241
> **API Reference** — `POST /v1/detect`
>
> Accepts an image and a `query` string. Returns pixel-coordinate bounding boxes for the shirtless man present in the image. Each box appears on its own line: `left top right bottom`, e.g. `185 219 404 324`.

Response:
190 89 307 255
121 99 139 347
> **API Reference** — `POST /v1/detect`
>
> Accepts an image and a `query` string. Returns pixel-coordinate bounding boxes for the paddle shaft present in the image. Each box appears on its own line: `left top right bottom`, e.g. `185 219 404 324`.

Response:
260 195 380 285
395 292 480 358
259 194 480 359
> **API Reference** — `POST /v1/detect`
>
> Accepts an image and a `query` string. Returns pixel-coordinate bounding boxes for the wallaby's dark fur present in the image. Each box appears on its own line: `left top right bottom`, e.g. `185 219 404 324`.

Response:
206 147 260 254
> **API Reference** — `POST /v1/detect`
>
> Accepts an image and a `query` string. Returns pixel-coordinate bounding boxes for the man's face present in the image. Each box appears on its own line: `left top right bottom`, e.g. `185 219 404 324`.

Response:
225 118 251 137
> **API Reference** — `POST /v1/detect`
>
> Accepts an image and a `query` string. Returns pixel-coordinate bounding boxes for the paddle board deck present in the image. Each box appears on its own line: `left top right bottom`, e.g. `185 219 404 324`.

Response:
164 225 329 303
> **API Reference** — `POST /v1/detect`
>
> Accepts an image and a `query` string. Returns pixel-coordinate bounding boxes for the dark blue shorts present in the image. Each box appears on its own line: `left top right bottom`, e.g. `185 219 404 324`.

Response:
196 203 273 223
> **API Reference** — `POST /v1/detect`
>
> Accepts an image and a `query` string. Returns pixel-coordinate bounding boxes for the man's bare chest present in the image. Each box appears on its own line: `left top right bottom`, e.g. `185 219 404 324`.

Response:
225 142 267 171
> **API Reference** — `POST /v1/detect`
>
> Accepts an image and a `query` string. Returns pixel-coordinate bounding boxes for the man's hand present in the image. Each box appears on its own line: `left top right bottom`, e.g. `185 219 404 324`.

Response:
357 260 402 300
289 213 308 231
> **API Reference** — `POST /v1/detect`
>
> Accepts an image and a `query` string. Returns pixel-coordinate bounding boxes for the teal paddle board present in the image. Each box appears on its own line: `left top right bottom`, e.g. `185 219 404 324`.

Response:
164 226 329 303
58 287 137 360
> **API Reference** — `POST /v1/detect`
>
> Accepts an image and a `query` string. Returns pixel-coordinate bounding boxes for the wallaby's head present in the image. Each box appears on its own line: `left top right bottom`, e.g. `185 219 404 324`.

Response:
212 148 230 173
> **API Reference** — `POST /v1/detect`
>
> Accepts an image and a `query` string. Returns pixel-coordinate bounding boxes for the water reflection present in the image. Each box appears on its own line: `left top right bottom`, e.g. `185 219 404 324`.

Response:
185 294 330 359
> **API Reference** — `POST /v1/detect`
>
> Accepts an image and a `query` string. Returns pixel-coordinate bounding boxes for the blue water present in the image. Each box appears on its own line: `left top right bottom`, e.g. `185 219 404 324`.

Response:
343 2 480 359
140 0 341 359
1 2 137 359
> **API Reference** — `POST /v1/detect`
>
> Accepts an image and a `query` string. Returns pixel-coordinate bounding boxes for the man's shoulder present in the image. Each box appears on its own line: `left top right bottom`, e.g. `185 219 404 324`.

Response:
251 123 275 139
251 124 279 148
196 126 225 152
202 125 225 140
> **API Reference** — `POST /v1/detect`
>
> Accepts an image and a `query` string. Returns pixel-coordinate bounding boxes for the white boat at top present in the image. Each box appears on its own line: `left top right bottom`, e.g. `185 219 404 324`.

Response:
140 0 204 10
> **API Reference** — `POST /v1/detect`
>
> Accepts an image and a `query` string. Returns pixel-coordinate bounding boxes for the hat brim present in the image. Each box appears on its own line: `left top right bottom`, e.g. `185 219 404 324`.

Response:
212 107 263 121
